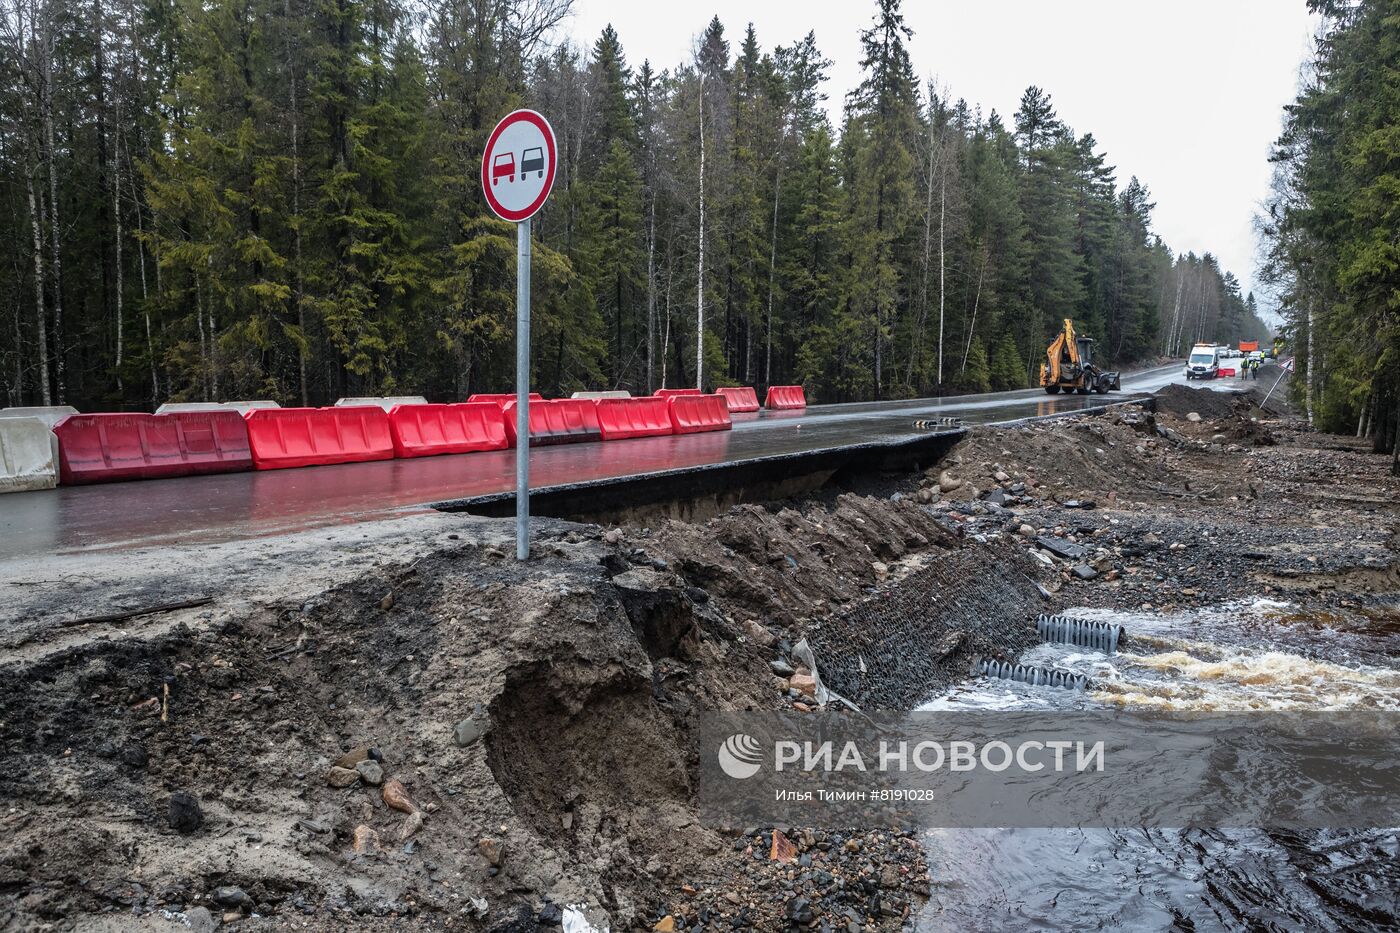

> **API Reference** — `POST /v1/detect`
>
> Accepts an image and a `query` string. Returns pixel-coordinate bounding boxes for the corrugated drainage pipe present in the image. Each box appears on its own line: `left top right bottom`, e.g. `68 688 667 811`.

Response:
975 657 1090 690
1035 613 1124 654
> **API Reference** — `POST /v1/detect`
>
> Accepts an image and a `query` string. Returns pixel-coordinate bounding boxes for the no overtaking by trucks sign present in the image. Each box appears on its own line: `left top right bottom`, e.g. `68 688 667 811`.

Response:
481 109 557 561
481 109 557 223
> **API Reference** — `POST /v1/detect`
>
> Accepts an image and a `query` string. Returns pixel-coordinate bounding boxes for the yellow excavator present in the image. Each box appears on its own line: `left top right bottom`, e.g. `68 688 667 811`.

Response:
1040 318 1121 395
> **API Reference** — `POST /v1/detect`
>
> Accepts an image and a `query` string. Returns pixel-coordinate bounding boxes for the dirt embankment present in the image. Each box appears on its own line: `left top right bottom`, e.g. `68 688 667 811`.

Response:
3 376 1397 933
3 498 979 931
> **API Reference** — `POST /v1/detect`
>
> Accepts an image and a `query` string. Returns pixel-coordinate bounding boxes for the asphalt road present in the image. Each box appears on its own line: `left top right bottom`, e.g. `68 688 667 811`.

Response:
0 363 1226 558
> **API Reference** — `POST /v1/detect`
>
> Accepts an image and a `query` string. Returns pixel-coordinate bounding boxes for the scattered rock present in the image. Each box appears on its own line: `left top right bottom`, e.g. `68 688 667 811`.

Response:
604 528 624 544
355 759 384 786
333 745 376 770
210 886 252 911
399 810 424 842
1017 524 1036 537
352 824 380 854
183 906 217 933
378 591 394 611
1036 535 1087 561
788 673 817 698
478 837 504 867
937 471 963 492
1186 411 1202 422
785 897 815 926
769 828 797 862
167 792 203 833
1071 564 1098 581
454 717 484 747
769 658 795 677
743 619 777 647
539 902 563 926
326 766 359 789
871 561 889 577
383 778 417 813
653 916 676 933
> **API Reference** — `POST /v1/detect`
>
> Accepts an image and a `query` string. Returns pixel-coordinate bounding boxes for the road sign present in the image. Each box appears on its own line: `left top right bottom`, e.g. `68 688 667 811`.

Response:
481 109 557 560
481 109 557 223
1281 357 1295 372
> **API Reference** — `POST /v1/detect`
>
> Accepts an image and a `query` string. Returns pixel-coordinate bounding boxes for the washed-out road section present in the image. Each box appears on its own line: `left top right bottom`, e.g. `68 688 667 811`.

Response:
0 364 1224 559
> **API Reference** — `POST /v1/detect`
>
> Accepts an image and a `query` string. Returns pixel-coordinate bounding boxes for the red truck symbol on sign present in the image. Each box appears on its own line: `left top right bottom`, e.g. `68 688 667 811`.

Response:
492 153 516 185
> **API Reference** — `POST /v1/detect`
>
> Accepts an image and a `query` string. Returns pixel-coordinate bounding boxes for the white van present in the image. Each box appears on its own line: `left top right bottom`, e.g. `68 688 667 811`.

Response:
1185 345 1220 380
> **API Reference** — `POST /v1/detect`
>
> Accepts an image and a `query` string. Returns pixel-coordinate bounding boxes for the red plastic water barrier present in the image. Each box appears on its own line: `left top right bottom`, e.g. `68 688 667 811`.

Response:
388 402 508 458
244 406 393 470
502 398 602 446
668 394 733 434
1219 367 1236 378
653 388 702 399
764 385 807 409
55 411 252 485
715 386 760 412
595 397 674 440
467 392 543 407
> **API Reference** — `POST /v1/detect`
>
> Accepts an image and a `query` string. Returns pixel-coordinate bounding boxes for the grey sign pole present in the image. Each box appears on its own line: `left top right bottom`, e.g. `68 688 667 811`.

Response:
482 109 553 560
515 218 531 560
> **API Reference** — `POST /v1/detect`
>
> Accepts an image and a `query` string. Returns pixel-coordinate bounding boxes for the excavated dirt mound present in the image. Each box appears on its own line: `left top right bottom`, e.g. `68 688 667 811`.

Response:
1154 382 1238 420
632 493 961 635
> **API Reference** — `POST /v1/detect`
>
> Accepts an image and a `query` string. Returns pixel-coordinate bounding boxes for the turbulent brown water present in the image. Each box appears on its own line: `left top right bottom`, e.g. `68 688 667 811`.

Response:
916 599 1400 931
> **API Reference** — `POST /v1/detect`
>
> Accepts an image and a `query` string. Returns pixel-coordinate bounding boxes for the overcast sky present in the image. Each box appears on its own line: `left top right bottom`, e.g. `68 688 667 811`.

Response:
563 1 1318 314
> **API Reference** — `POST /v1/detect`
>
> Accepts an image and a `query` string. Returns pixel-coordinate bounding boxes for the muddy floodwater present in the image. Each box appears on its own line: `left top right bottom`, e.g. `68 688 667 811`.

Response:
917 599 1400 932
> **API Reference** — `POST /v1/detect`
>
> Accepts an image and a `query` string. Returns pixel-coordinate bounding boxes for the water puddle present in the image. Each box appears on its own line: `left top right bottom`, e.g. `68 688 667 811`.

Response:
916 598 1400 931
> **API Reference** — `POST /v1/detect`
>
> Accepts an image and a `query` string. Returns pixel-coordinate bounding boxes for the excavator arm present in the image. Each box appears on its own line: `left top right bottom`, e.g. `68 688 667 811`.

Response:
1040 319 1079 386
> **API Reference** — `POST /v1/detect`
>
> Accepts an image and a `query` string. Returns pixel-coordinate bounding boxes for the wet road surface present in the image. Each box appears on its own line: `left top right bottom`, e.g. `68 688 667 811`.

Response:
0 364 1225 557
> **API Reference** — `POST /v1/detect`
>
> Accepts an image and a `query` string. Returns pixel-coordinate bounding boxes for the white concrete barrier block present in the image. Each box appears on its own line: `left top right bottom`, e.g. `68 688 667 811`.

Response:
223 400 281 412
0 417 58 493
155 402 227 414
334 396 428 411
571 390 632 400
0 405 78 429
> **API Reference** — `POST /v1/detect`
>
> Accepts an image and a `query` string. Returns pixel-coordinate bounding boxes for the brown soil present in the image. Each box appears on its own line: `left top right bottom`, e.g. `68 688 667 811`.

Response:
3 372 1396 932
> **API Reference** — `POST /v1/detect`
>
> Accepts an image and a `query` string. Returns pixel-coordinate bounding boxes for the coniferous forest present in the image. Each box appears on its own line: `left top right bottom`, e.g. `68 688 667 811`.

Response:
1262 0 1400 463
0 0 1272 409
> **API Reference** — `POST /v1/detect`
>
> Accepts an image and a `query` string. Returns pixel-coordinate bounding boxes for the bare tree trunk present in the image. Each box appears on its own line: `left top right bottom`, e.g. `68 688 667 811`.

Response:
645 192 655 393
1166 269 1184 355
207 257 219 401
962 250 986 374
661 240 674 389
26 168 51 405
113 130 125 393
1305 303 1316 427
913 129 935 387
765 166 779 386
937 159 946 387
197 273 208 400
285 0 307 405
43 30 65 402
695 74 706 391
129 169 156 399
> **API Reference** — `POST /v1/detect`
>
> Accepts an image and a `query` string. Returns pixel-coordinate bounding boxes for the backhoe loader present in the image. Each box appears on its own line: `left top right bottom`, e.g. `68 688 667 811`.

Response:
1040 318 1121 395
